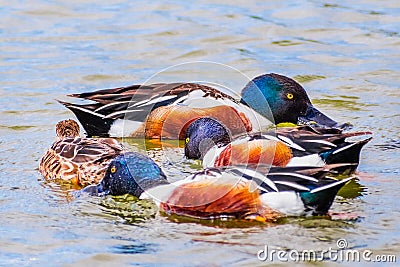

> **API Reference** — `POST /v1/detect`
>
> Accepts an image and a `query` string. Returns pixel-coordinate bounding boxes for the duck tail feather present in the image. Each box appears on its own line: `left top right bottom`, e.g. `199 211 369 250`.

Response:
300 177 353 215
326 130 373 143
319 137 372 171
67 84 141 100
57 100 114 137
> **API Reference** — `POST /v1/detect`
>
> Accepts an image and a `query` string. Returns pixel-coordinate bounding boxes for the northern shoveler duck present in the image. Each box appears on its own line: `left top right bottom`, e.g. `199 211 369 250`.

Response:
184 117 372 172
58 73 349 139
83 152 354 220
39 119 124 187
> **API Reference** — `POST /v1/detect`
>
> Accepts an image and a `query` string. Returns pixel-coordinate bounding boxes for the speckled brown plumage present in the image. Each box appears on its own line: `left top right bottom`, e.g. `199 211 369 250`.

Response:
39 120 124 187
55 119 80 139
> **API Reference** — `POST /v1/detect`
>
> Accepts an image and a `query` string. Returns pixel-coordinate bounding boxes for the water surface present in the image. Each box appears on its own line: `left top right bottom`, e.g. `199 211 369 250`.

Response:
1 0 399 266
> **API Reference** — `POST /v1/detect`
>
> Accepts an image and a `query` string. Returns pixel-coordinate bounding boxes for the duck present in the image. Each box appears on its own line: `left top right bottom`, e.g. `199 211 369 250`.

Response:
40 120 354 221
184 117 372 173
58 73 349 139
39 119 124 187
83 152 354 221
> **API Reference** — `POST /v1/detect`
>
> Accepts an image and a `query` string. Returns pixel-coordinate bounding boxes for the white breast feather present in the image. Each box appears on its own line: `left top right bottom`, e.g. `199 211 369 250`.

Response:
286 154 325 167
260 192 305 216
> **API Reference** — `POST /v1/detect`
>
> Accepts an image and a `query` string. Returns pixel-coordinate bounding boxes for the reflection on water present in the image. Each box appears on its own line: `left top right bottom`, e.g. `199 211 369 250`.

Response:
110 236 159 255
337 178 366 199
100 195 158 224
1 0 399 266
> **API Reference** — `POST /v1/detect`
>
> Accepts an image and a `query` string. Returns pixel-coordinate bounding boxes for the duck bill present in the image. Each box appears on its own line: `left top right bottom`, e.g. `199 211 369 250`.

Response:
298 104 352 130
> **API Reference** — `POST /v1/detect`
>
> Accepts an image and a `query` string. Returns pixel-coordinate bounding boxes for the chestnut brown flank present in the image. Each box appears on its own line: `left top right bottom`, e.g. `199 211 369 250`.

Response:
214 140 293 167
160 177 283 221
131 105 252 139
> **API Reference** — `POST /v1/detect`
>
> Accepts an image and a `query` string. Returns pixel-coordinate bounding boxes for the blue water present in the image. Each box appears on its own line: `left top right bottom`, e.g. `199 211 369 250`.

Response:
1 1 399 266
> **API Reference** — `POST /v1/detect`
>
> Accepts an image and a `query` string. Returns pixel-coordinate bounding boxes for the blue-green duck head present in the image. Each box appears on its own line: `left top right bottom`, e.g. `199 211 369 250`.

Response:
240 73 349 129
97 152 168 197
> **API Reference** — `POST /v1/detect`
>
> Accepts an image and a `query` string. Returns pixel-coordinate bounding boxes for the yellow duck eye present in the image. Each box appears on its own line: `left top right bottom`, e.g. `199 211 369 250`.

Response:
110 166 117 173
286 93 294 100
185 137 190 144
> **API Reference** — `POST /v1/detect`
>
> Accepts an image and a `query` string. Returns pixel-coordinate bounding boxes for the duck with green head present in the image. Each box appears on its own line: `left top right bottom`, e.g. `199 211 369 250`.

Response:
184 117 371 173
241 74 343 127
59 73 349 138
84 152 354 221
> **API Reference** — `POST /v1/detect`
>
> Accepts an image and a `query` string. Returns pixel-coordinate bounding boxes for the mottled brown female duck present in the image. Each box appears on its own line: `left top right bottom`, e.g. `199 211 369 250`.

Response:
39 119 124 187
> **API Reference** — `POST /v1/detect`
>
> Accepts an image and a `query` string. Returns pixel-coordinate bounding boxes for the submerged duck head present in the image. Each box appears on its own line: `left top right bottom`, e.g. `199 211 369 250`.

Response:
241 73 348 129
98 152 168 197
185 117 232 159
56 119 80 140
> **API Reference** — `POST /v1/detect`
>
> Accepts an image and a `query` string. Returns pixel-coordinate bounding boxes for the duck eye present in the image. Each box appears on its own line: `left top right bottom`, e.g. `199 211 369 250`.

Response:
185 137 190 144
110 166 117 173
286 93 294 100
